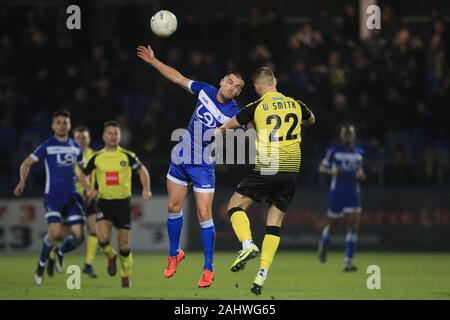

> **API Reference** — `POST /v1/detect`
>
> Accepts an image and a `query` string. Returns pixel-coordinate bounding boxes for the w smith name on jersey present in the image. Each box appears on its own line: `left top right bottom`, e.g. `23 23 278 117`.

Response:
236 91 312 173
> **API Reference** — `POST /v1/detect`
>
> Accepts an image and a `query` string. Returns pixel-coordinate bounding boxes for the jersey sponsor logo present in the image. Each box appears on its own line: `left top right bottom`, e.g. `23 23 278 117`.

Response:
196 90 231 127
47 146 81 155
46 146 80 167
334 152 362 161
195 104 217 128
105 172 119 186
334 152 362 171
56 153 77 166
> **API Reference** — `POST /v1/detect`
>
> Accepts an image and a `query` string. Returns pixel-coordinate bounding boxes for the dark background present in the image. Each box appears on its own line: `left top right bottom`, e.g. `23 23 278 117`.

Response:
1 0 449 196
0 0 449 250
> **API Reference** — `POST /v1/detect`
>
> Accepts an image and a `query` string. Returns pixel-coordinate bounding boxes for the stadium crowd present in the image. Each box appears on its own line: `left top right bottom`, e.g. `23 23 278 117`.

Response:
0 2 449 195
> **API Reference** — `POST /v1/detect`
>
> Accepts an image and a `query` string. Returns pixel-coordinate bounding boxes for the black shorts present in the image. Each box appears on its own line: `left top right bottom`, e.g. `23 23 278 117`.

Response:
96 198 131 229
236 170 298 212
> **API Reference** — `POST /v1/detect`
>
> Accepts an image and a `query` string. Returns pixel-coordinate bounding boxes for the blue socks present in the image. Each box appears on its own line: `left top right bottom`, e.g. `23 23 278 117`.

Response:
39 235 54 266
320 225 330 248
345 232 357 263
59 234 77 254
167 210 215 271
167 210 184 256
200 219 215 271
321 225 357 264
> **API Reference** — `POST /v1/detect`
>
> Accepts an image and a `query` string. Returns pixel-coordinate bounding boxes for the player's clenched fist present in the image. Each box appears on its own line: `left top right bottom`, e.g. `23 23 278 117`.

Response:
85 187 98 199
142 190 152 201
13 181 25 196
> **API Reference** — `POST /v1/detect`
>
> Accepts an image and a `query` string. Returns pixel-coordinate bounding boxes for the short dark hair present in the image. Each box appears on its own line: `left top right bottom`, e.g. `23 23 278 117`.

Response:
52 110 71 119
225 70 244 81
103 120 120 131
72 126 89 135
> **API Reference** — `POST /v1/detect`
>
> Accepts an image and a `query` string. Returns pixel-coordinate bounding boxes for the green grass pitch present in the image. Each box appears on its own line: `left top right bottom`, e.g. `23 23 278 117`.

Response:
1 251 449 300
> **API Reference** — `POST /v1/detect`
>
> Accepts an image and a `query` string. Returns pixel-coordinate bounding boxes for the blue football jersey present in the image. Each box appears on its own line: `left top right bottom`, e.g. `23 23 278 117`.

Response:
31 137 83 195
172 81 240 166
321 145 364 194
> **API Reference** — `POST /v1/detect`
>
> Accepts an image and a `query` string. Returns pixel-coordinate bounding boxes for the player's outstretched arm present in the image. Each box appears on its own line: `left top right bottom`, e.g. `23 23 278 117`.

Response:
302 110 316 127
302 113 315 126
137 165 152 201
13 156 36 196
215 116 242 136
137 44 191 91
298 100 315 127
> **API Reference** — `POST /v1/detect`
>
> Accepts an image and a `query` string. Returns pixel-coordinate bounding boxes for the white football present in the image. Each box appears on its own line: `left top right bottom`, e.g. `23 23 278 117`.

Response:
150 10 177 38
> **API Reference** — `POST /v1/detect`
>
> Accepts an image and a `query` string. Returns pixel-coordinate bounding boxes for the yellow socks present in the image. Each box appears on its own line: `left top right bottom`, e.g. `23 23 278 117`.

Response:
260 226 281 270
99 241 117 258
119 250 133 277
228 207 252 243
85 234 98 264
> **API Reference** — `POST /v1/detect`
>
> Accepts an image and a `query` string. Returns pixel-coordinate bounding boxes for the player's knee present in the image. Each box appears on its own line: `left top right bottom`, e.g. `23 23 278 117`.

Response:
228 195 243 210
167 203 182 214
97 234 109 245
47 232 59 242
348 223 359 233
73 233 85 246
197 208 211 222
48 229 62 241
87 222 96 234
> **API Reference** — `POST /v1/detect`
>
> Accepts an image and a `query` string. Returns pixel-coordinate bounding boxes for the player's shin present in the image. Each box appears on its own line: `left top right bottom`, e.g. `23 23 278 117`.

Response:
167 210 183 256
59 234 82 254
345 232 357 263
200 219 215 271
260 226 281 276
39 235 55 266
228 207 253 248
49 246 58 260
98 240 117 258
318 224 330 263
320 225 330 248
85 233 98 264
119 250 133 277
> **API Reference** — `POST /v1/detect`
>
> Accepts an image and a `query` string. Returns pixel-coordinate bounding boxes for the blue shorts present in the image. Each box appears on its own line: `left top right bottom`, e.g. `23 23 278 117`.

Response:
44 193 85 226
167 161 215 193
327 190 361 218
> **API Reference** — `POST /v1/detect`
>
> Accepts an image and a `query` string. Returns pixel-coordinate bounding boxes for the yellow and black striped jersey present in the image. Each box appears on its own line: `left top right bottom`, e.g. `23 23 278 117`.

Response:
236 91 312 173
83 147 142 200
76 147 96 195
